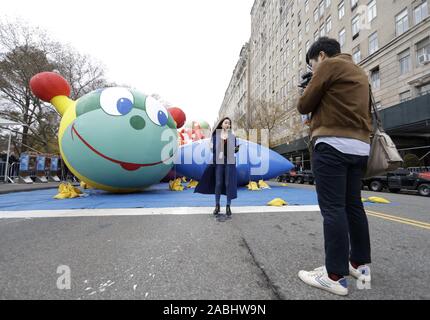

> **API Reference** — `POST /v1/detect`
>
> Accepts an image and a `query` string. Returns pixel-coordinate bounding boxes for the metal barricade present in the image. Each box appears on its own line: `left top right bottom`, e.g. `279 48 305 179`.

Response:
1 161 19 183
8 162 20 181
0 161 6 181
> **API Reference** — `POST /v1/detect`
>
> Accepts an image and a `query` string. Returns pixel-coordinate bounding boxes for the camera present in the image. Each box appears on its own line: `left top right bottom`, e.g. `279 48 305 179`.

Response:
298 71 313 89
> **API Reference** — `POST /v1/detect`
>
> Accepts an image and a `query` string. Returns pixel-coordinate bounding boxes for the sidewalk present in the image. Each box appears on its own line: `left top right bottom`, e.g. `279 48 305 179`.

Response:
0 182 78 195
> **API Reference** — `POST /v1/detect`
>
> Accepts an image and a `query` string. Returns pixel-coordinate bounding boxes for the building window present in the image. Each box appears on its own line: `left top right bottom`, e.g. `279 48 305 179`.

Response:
338 1 345 20
351 0 358 10
414 1 429 25
326 0 331 8
416 37 430 65
418 83 430 96
399 91 411 102
326 16 332 33
369 32 379 54
292 39 296 50
314 30 319 42
396 9 409 36
299 49 303 63
305 0 310 14
305 19 310 33
352 15 360 38
339 28 346 48
314 8 319 22
353 46 361 64
298 31 303 43
319 1 325 17
306 40 311 53
399 49 411 75
371 68 380 89
320 24 326 37
368 0 377 22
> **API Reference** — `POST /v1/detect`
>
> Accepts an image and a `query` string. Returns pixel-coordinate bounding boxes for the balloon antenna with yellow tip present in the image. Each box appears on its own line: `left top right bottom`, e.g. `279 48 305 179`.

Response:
30 72 75 116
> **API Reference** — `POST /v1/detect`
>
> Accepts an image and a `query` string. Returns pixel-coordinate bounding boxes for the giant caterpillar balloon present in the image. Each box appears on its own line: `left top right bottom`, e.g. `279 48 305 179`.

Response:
30 72 182 193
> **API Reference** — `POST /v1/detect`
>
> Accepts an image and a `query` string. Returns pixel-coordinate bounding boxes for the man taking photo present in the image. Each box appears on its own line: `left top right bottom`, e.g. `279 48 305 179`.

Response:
296 37 373 296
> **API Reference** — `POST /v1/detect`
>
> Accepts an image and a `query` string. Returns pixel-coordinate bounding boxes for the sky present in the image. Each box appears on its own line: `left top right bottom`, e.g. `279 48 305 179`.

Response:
1 0 254 127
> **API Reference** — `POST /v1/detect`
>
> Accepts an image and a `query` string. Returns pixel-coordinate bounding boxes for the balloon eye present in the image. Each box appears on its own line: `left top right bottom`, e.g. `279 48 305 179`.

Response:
157 111 168 126
100 88 134 116
146 96 169 127
117 98 133 115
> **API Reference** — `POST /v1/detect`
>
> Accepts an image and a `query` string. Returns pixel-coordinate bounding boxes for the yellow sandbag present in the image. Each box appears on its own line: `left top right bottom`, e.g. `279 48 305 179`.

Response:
54 183 83 200
54 190 71 200
187 180 199 189
169 178 184 191
267 198 288 207
247 181 260 191
258 180 271 189
367 197 391 204
58 183 67 194
54 183 69 199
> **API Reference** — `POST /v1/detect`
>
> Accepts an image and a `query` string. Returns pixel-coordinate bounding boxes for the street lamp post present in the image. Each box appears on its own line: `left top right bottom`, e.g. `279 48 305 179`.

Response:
4 129 12 183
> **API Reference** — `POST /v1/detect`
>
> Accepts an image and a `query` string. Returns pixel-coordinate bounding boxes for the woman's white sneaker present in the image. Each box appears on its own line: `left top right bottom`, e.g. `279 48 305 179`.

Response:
349 263 371 283
298 266 348 296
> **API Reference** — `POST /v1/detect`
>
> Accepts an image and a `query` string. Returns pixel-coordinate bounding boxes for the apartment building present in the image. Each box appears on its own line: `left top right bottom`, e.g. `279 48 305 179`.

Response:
218 44 249 126
220 0 430 167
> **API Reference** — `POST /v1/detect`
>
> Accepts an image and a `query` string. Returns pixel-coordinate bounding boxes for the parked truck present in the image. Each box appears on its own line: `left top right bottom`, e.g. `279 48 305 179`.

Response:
362 168 430 197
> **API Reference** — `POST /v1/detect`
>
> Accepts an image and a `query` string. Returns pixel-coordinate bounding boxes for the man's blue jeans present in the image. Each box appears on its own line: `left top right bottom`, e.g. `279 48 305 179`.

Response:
313 142 372 276
215 164 232 206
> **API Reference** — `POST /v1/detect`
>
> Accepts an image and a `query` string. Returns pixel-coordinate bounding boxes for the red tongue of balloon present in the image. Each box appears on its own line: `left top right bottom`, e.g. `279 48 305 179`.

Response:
120 163 141 171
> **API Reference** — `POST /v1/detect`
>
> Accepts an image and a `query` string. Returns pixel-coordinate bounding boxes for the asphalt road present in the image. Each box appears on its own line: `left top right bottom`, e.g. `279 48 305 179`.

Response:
287 183 430 223
1 184 429 300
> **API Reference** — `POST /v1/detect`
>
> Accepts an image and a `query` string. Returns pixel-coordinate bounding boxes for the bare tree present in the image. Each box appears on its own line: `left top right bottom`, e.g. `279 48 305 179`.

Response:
0 44 58 154
0 19 110 155
250 99 289 147
50 43 109 99
232 108 250 140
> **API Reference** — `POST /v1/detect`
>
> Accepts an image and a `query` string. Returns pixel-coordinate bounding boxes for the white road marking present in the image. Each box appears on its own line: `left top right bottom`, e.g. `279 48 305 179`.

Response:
0 206 321 219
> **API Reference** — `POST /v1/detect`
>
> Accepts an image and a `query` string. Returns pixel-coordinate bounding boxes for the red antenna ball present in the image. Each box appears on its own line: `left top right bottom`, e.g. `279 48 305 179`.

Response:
30 72 71 102
168 107 186 129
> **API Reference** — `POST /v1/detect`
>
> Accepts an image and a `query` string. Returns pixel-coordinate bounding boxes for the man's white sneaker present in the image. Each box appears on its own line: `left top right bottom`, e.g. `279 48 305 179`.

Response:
349 263 371 283
298 266 348 296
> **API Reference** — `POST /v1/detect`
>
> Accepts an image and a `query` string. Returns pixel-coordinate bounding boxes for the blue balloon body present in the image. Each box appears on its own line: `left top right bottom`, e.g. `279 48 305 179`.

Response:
175 138 294 186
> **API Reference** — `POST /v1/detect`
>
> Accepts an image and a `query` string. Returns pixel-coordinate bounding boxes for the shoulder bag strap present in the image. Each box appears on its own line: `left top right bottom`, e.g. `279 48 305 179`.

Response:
369 84 383 130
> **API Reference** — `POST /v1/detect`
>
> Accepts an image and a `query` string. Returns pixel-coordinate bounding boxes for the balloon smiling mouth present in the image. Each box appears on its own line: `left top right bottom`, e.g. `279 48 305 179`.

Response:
71 123 174 171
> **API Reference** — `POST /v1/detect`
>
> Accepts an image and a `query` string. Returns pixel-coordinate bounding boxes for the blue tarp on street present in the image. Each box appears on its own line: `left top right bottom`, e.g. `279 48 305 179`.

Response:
0 184 320 211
